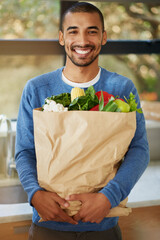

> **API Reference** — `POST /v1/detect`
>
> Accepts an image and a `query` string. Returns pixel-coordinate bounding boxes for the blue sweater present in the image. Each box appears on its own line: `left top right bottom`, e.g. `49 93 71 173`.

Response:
15 67 149 232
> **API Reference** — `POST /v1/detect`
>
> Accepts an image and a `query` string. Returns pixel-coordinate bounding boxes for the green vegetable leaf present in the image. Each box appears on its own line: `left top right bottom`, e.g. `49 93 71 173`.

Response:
85 86 96 99
102 100 117 112
99 90 104 111
125 92 143 113
47 93 71 107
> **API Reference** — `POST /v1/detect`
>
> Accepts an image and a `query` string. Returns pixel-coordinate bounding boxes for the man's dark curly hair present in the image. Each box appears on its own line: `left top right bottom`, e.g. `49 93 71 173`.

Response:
60 2 105 32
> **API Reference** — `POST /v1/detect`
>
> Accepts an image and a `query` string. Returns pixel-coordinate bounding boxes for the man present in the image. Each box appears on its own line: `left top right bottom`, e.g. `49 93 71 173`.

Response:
15 2 149 240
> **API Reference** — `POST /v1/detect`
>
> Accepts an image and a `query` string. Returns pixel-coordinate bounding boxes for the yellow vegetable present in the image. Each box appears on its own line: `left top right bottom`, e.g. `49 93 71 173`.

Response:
71 87 85 102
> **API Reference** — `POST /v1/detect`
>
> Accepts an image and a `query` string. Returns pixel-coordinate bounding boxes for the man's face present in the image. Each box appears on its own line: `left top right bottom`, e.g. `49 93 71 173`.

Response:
59 12 107 67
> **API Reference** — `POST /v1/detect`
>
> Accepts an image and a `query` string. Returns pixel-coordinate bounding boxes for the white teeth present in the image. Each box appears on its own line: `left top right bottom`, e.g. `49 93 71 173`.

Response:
75 49 90 54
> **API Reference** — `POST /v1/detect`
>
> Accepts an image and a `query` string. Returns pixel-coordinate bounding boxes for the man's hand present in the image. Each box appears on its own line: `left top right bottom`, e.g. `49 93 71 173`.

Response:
31 190 78 224
66 193 111 224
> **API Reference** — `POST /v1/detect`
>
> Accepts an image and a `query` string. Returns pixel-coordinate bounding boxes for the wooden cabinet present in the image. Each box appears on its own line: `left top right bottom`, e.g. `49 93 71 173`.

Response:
0 220 32 240
119 206 160 240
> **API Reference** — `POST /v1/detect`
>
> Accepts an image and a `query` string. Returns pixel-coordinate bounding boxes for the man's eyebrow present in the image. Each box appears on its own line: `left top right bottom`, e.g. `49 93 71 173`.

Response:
88 26 99 30
67 26 78 31
66 26 100 31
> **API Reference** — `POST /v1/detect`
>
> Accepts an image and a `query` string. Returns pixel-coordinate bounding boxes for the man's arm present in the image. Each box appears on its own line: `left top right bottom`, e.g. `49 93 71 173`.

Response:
15 83 77 224
15 83 43 204
99 88 150 209
100 117 149 205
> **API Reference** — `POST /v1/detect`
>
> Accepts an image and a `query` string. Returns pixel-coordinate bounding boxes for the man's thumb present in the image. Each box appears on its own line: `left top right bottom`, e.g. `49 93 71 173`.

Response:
55 195 70 208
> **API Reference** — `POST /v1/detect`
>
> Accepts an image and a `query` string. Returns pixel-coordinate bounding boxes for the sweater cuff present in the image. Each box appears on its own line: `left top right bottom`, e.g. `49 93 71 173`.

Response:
99 180 122 208
28 187 45 206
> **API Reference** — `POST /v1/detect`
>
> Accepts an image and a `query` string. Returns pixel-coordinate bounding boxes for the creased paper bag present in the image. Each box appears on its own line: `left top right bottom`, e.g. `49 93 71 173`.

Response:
33 109 136 219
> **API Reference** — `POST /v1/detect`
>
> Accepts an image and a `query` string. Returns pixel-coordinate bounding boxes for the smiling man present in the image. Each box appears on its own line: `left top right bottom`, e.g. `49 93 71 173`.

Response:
15 2 149 240
59 10 107 71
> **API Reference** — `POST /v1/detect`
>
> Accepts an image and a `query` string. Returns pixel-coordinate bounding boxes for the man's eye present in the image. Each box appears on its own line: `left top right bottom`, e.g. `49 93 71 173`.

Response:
69 31 77 34
89 31 98 34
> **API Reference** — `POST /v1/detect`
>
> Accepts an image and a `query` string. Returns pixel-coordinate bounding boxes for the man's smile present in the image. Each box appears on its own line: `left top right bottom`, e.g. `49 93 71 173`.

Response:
74 49 91 55
71 45 95 58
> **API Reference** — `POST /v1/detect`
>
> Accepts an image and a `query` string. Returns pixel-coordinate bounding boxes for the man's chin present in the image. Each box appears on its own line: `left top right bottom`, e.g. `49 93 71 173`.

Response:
72 62 93 67
68 55 99 67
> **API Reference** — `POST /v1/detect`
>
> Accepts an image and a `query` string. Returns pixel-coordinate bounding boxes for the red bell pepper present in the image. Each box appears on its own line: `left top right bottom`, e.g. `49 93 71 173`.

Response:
95 91 114 102
90 91 114 111
90 104 99 111
90 100 111 111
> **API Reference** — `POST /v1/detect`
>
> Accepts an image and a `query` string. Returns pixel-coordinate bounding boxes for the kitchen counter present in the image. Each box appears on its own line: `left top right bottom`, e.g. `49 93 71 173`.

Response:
0 176 20 187
127 161 160 208
0 203 32 224
145 119 160 128
0 161 160 224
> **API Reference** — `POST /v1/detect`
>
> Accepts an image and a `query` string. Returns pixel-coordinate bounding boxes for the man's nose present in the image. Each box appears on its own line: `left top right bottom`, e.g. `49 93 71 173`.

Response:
78 32 90 46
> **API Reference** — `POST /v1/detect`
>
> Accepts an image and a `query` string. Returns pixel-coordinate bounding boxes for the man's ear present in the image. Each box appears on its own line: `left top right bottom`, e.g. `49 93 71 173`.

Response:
102 30 107 46
59 31 64 46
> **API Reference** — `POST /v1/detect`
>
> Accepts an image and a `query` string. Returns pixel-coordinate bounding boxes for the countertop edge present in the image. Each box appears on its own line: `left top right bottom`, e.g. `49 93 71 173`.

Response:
0 199 160 224
0 213 32 224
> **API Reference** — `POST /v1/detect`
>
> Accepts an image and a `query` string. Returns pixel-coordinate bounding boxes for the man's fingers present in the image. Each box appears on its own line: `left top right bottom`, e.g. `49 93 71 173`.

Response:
65 194 78 201
51 193 70 208
58 209 78 225
65 193 84 202
73 213 81 222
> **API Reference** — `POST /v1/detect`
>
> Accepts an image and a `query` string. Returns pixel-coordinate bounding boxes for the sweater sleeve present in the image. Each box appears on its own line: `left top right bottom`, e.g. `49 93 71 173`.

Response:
99 82 150 208
15 83 44 205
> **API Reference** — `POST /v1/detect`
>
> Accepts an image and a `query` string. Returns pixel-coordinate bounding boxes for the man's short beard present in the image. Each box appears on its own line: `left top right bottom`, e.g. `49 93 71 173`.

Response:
66 53 99 67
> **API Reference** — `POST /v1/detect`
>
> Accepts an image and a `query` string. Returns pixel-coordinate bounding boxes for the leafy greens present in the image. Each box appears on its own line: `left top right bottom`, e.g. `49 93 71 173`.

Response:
124 92 143 113
46 93 71 107
68 86 99 111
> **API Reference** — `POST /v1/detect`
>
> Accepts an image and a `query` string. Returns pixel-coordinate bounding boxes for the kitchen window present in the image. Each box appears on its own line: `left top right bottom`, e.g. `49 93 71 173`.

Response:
0 0 159 120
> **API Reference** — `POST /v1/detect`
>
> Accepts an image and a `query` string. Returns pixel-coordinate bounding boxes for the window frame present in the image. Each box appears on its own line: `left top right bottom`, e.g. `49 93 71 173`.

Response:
0 0 160 55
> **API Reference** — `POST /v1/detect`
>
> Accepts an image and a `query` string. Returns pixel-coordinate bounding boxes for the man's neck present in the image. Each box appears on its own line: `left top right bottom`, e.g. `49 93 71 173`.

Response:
63 60 100 83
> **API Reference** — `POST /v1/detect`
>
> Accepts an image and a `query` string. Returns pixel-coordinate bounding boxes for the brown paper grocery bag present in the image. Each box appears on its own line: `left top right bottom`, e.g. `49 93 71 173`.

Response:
33 109 136 219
